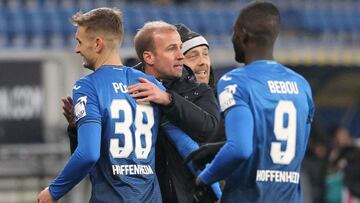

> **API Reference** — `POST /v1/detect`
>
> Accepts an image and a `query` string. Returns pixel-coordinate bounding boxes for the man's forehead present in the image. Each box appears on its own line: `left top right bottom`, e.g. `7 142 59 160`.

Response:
186 45 208 54
153 30 181 46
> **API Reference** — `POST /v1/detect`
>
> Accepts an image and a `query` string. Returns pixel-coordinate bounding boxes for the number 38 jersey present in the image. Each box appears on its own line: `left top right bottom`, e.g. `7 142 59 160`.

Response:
217 60 315 203
72 65 163 203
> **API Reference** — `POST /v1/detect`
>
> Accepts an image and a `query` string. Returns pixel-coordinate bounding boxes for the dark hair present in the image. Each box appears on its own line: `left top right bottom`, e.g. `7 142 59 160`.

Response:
235 2 280 45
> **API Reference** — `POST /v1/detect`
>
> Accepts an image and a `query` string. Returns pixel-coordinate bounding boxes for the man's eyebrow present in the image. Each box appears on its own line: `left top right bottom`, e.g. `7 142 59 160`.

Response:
166 43 178 49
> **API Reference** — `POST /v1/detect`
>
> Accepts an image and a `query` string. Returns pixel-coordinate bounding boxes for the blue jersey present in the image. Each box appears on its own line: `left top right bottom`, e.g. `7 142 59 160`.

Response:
202 60 315 203
72 65 163 203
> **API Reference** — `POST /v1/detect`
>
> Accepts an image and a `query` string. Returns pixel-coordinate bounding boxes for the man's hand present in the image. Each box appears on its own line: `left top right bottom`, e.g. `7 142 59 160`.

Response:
61 96 76 128
185 141 225 170
128 77 172 105
38 187 56 203
193 177 214 202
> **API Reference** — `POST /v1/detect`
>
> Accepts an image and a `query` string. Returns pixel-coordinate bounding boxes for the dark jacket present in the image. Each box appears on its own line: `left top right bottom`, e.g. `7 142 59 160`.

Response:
153 65 220 203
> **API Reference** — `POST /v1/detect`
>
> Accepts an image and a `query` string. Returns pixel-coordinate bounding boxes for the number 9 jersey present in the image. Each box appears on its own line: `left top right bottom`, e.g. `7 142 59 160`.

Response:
217 60 315 203
72 65 163 203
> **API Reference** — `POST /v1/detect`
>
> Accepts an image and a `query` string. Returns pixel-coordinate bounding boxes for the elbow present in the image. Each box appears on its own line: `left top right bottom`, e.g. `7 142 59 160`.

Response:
78 149 99 167
238 147 252 160
230 144 252 163
87 151 100 165
201 117 220 137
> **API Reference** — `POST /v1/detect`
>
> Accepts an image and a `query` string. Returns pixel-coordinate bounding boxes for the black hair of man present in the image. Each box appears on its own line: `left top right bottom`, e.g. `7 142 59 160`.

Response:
232 1 281 63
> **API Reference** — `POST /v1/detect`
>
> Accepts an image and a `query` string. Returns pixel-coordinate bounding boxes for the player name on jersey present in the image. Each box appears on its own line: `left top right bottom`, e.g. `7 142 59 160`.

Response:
267 80 299 94
256 170 300 184
112 164 154 176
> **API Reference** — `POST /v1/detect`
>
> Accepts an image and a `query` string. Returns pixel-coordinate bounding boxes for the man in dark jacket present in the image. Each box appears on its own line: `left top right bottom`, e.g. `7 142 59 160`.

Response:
62 21 221 203
130 21 220 203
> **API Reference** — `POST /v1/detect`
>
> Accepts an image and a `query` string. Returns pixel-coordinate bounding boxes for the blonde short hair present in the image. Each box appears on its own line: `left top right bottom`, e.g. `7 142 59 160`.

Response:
72 7 124 46
134 21 177 62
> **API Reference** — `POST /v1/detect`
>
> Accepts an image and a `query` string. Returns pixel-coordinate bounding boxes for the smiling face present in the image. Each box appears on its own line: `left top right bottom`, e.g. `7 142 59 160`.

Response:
184 45 211 84
74 26 97 70
151 30 184 80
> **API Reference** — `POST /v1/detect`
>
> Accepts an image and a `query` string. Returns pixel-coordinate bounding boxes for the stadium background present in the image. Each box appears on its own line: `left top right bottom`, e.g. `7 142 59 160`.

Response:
0 0 359 202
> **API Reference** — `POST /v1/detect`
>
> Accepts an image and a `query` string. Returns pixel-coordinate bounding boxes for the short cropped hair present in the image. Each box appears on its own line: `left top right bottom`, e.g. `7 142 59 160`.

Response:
236 2 280 45
134 21 177 62
72 7 124 46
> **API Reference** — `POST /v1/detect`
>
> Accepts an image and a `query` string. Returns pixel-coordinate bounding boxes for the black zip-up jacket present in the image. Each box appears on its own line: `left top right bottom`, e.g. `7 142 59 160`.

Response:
67 64 221 203
153 65 220 203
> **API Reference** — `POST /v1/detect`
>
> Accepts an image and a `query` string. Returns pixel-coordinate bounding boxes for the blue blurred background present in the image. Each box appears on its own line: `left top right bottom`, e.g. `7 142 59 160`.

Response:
0 0 359 202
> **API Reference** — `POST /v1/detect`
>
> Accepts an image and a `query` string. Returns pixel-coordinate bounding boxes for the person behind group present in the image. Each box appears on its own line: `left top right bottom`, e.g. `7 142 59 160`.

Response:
326 126 360 203
38 7 165 203
175 24 213 86
129 21 221 203
173 24 226 168
194 2 315 203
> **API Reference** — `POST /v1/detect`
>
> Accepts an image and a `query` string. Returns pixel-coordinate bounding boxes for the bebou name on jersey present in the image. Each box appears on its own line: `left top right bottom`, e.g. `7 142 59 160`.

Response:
267 80 299 94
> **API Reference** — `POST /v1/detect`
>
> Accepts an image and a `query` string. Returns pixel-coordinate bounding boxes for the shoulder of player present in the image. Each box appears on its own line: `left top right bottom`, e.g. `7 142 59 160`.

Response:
282 65 312 88
127 67 161 86
218 68 248 86
73 75 93 89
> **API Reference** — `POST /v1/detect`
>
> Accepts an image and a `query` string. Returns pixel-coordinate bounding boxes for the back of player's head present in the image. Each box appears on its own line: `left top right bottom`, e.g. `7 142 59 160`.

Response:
235 1 280 46
72 7 124 47
134 21 177 62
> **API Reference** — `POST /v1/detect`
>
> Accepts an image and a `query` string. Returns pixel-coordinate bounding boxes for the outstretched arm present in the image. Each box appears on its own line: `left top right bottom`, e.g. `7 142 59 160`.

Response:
197 105 254 185
128 77 220 143
45 122 101 200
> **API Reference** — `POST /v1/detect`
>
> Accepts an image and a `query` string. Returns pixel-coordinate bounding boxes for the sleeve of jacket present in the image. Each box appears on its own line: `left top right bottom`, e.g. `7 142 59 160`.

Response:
161 84 220 143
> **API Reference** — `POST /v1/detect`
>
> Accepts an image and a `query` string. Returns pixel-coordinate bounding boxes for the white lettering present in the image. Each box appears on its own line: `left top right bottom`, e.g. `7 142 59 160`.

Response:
268 81 276 93
256 170 300 184
267 81 299 95
112 164 154 176
112 82 128 93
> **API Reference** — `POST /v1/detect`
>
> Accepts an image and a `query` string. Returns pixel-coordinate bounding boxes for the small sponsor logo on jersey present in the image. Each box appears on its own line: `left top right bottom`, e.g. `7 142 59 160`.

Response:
219 84 237 111
220 75 232 81
73 85 81 90
74 96 87 121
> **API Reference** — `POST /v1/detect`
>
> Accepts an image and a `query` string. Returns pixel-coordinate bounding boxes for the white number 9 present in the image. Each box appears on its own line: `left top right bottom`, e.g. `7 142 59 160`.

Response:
270 100 297 165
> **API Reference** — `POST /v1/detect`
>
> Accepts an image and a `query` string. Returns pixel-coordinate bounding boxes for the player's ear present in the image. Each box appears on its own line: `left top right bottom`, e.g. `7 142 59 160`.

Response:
94 37 104 53
240 27 249 46
143 51 155 66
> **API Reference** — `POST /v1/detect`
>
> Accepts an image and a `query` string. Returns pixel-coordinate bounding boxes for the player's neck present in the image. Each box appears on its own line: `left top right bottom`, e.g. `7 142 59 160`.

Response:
245 48 273 64
94 51 123 70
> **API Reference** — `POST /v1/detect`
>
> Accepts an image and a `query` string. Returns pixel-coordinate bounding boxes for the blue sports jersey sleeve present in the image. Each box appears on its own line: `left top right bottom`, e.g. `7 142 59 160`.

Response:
199 105 254 185
48 77 103 199
49 122 101 199
72 78 101 127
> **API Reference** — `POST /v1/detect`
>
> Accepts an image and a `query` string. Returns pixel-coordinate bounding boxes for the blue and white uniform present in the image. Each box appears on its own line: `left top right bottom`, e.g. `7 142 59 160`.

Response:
199 60 315 203
49 65 163 203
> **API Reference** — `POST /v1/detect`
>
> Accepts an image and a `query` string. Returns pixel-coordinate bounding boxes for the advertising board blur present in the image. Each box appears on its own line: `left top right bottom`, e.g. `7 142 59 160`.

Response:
0 61 43 143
